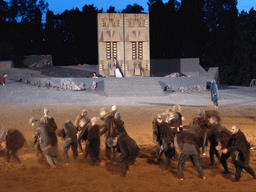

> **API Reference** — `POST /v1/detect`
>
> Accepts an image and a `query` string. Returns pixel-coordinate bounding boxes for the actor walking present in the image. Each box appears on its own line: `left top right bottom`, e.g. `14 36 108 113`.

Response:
218 125 256 181
31 117 58 168
114 112 127 136
115 132 140 177
74 110 90 154
100 108 118 160
29 117 44 156
208 116 229 165
84 117 101 163
207 116 233 172
178 130 206 180
0 129 26 163
152 113 163 158
62 120 78 164
211 80 220 108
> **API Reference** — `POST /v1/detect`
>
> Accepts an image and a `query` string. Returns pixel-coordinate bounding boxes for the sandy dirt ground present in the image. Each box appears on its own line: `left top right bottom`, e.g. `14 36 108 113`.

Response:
1 104 256 192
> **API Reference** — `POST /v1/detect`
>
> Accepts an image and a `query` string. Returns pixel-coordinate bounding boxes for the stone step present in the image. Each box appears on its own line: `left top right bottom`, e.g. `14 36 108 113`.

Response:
104 92 165 97
104 78 164 97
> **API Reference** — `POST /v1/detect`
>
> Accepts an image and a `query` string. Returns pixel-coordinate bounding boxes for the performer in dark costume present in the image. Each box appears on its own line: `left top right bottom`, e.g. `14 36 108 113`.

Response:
218 125 256 181
0 129 26 164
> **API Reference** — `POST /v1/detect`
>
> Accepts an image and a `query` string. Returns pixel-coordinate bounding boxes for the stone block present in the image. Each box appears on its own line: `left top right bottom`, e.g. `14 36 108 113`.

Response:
0 61 13 68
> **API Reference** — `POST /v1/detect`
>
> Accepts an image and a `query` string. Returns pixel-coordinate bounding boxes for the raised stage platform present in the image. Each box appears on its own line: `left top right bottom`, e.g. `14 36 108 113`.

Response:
14 76 208 97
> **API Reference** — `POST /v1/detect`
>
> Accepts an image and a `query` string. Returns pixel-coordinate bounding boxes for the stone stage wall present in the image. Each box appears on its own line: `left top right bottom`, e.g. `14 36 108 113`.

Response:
16 76 208 97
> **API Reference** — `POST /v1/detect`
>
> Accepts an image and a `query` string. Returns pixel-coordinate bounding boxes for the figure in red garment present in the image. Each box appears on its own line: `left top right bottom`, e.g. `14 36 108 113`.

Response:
0 73 7 86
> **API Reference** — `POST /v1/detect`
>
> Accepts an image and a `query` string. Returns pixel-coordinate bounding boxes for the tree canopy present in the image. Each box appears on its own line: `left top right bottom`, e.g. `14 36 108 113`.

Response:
0 0 255 85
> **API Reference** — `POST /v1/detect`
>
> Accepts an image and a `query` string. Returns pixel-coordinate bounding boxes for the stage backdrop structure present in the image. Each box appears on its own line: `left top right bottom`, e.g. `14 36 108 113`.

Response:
98 13 150 77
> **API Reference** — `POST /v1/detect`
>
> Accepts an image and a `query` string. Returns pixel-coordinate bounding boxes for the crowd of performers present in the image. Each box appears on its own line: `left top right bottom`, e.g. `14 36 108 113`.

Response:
152 105 256 181
0 105 255 181
0 106 139 177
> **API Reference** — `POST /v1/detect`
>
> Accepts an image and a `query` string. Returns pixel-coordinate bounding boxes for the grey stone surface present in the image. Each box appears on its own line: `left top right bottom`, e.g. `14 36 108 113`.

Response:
1 67 255 107
1 77 256 107
104 77 165 97
9 75 208 97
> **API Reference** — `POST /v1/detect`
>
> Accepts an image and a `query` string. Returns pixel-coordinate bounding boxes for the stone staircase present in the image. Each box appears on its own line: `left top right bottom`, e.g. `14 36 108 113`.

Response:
104 77 165 97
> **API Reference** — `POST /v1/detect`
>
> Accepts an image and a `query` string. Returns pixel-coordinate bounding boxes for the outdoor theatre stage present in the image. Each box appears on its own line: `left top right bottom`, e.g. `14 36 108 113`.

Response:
16 76 207 97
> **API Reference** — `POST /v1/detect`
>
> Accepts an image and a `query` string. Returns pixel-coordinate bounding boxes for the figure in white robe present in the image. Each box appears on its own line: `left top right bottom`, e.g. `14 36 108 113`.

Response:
114 58 125 78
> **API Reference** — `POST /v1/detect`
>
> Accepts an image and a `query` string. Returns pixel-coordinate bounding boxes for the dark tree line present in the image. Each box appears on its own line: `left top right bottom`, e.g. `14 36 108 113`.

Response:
0 0 255 85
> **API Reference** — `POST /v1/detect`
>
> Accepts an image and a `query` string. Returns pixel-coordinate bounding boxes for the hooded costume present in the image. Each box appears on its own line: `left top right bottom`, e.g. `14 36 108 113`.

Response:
211 80 220 106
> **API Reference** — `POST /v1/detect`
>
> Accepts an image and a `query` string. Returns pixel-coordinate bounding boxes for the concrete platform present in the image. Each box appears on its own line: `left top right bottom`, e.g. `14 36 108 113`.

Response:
1 77 256 107
1 67 255 106
7 75 207 97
